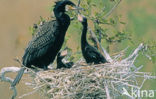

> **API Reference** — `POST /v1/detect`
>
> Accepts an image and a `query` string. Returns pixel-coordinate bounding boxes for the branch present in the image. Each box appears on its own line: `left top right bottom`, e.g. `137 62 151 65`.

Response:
121 43 144 63
77 0 81 7
76 0 81 14
103 0 122 19
0 67 28 99
19 89 38 99
0 67 21 82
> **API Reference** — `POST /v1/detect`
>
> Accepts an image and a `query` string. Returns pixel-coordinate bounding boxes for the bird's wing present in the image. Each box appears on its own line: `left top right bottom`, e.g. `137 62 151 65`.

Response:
24 20 58 57
85 46 102 60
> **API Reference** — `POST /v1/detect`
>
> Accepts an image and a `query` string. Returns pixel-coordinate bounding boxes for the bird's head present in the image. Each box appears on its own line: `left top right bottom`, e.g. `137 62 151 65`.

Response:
78 14 87 24
57 50 68 59
54 0 79 13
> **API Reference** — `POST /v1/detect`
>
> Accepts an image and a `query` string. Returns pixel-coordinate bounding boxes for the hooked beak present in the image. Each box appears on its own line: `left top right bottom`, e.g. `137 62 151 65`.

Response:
67 5 84 11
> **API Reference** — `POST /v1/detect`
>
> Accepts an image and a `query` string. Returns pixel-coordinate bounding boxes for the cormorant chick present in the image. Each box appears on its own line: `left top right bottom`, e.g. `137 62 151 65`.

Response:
57 49 74 69
78 14 107 64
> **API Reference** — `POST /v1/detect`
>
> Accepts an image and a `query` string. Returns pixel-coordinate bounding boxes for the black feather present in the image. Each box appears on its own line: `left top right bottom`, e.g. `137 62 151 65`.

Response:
56 51 73 69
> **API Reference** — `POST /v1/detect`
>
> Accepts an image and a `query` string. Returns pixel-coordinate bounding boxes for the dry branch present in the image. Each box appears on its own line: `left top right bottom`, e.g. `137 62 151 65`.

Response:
0 67 27 99
103 0 122 20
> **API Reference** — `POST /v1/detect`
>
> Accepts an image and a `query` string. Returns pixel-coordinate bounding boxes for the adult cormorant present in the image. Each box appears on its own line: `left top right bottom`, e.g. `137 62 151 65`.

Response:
12 0 78 87
56 49 73 69
78 14 107 64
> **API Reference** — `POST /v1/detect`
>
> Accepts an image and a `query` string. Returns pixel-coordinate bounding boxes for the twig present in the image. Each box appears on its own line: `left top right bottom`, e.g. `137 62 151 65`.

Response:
102 47 113 63
19 89 38 99
121 43 144 63
77 0 81 7
77 0 81 14
105 83 111 99
103 0 122 19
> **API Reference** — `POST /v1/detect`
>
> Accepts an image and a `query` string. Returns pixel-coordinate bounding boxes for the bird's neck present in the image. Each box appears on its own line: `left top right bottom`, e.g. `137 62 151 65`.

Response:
54 10 70 24
81 21 88 46
57 55 63 64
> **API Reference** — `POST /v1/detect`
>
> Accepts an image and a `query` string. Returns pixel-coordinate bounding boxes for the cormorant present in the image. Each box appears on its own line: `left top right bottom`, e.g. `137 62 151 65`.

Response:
78 14 107 64
11 0 78 87
56 49 73 69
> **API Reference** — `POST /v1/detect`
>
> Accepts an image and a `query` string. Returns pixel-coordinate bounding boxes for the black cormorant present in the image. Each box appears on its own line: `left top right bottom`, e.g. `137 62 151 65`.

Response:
78 14 107 64
56 49 73 69
11 0 78 87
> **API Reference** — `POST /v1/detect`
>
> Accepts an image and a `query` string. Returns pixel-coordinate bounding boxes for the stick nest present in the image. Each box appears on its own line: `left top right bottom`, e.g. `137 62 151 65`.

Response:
32 44 156 99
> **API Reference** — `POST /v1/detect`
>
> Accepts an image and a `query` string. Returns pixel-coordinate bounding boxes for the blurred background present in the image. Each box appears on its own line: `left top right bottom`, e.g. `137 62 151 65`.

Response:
0 0 156 99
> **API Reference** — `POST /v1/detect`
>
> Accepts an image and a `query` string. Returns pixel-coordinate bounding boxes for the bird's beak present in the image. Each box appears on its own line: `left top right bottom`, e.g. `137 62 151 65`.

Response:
67 5 84 11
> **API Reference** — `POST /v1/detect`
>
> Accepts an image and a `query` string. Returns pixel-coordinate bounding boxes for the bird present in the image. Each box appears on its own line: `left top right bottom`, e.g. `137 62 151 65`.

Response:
78 14 107 64
11 0 78 87
56 49 74 69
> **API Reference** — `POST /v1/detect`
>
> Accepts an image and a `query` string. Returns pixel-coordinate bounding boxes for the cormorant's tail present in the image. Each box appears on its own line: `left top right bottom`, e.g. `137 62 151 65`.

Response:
11 67 26 87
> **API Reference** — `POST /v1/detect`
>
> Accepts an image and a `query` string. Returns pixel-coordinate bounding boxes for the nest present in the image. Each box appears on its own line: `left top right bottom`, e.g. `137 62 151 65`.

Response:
30 43 156 99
